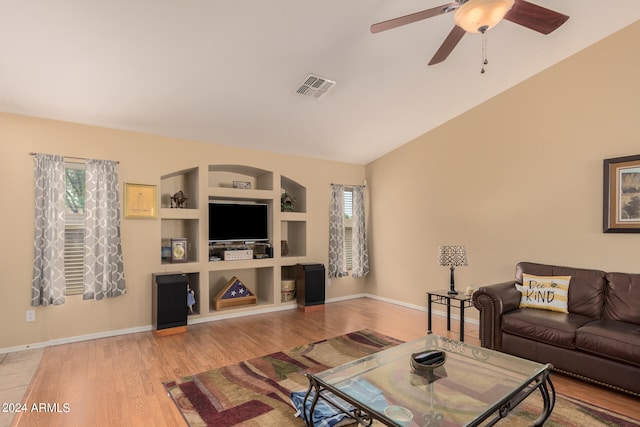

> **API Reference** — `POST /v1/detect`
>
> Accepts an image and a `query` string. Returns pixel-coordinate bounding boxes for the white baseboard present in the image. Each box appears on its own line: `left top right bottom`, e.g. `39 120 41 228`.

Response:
0 325 153 354
0 294 476 354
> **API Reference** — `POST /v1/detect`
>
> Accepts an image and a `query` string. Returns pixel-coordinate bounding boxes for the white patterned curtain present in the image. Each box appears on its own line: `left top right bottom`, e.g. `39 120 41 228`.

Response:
83 160 126 300
328 184 347 278
351 185 370 278
32 154 67 306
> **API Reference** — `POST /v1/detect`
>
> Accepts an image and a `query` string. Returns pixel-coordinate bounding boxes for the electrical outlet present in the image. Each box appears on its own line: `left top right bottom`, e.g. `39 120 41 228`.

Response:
26 310 35 322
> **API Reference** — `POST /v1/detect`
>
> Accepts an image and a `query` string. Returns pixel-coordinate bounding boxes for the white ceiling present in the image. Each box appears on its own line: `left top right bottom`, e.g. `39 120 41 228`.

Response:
1 1 639 164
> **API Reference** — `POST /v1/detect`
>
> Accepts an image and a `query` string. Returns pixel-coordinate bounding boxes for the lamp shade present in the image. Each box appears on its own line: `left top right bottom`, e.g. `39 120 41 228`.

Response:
454 0 514 33
438 245 468 267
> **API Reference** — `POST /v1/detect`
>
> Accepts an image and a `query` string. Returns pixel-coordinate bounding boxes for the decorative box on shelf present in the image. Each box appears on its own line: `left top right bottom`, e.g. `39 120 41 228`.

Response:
213 276 257 310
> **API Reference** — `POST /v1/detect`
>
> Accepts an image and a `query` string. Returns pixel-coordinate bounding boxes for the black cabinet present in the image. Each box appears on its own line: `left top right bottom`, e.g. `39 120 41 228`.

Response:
152 273 188 335
295 263 325 311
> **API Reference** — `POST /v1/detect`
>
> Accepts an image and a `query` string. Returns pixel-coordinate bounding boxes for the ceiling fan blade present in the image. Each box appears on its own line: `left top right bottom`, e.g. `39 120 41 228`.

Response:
428 25 466 66
504 0 569 35
371 3 459 34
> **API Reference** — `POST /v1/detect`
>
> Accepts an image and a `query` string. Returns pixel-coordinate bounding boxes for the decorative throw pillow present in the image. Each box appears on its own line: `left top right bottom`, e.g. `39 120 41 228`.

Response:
516 274 571 313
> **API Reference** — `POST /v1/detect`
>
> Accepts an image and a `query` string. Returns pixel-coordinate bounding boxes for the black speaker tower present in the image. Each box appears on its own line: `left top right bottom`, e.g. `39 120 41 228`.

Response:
152 273 189 336
296 263 325 312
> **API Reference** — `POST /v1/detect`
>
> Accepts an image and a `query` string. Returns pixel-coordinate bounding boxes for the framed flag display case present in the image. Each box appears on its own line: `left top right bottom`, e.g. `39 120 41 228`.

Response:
213 276 257 310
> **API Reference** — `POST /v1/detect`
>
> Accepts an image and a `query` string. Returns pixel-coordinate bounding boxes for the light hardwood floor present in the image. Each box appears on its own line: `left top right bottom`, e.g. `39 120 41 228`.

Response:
10 298 640 426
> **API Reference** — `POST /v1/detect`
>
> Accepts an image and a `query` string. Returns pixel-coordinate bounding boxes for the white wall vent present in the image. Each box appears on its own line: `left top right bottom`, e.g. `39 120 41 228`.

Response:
295 74 336 99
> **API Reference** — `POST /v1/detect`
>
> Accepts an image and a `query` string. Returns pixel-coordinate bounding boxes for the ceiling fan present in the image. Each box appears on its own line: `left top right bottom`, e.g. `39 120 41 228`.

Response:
371 0 569 66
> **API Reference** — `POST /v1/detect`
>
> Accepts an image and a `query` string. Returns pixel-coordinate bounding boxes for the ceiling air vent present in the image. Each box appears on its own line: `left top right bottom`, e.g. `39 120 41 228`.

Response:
295 73 336 99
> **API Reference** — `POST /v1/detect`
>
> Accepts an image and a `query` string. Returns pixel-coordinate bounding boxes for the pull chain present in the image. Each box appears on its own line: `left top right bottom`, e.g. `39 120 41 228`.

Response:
481 31 488 74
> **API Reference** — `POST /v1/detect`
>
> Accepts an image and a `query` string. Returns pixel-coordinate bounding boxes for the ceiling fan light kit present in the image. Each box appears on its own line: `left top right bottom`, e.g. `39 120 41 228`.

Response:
454 0 515 34
371 0 569 67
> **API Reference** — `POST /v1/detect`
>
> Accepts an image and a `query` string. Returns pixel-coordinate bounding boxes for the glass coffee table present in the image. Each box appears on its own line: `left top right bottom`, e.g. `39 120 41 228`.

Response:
302 335 555 426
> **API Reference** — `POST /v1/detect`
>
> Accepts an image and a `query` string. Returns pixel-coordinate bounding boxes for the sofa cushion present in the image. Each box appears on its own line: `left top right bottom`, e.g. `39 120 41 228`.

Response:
517 274 570 313
604 273 640 325
501 308 593 349
576 320 640 367
516 262 606 318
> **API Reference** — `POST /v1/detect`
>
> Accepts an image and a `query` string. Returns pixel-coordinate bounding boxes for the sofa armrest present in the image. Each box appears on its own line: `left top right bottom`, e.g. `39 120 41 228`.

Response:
472 281 521 351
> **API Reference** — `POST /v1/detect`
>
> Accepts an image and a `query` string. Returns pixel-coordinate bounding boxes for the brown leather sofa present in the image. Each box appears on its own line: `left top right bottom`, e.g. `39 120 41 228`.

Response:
472 262 640 396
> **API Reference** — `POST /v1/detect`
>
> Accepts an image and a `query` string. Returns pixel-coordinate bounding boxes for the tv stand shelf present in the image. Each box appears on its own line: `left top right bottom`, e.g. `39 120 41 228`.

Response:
208 258 275 270
157 163 309 323
208 188 275 201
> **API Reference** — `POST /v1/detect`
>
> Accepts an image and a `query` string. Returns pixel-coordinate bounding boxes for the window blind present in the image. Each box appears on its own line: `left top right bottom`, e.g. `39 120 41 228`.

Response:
65 164 85 296
344 189 353 269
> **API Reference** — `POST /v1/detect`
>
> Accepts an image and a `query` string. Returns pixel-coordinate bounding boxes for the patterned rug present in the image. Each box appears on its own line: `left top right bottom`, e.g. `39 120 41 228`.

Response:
163 330 640 426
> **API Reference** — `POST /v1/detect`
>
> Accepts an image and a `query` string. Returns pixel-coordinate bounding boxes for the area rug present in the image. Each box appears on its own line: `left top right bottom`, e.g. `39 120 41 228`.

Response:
163 330 640 427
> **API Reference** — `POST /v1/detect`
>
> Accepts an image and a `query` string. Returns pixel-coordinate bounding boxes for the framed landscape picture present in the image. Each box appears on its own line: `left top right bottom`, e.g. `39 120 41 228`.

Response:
603 154 640 233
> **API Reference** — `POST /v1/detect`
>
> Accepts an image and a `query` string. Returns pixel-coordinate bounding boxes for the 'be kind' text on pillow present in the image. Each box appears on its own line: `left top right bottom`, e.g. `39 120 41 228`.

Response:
517 274 571 313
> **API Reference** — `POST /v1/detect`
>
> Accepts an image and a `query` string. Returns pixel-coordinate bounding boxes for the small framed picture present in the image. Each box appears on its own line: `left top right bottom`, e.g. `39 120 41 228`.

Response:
233 181 251 189
603 154 640 233
171 238 188 263
124 183 157 219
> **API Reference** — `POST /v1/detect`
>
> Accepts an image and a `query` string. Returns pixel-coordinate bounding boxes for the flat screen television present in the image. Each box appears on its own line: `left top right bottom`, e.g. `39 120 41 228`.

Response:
208 202 269 243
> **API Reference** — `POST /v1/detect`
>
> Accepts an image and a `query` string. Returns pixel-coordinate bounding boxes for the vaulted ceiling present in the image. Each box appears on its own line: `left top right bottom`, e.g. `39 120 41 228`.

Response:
1 1 639 164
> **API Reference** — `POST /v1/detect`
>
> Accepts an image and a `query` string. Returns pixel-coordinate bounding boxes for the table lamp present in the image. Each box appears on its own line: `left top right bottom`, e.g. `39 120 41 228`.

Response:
438 245 468 296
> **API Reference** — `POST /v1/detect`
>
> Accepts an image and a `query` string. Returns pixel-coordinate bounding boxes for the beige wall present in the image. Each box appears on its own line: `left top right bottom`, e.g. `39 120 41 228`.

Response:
365 21 640 307
0 116 366 349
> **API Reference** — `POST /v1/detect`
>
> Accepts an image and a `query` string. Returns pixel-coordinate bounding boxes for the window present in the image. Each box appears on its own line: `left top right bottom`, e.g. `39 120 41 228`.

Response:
64 164 85 295
344 188 353 270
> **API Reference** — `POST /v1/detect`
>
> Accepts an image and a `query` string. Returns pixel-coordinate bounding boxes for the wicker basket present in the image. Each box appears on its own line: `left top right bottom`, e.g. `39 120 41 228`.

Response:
281 279 296 302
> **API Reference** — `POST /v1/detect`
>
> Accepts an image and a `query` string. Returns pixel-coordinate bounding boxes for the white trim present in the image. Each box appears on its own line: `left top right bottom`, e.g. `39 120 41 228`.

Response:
0 295 476 354
324 293 368 303
0 325 152 354
359 293 426 313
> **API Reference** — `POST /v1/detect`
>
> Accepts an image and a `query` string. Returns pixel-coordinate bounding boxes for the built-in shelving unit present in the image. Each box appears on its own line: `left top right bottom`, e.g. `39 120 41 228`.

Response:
158 163 308 322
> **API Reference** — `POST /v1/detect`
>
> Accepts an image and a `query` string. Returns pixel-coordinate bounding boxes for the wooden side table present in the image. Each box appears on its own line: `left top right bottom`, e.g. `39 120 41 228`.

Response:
426 290 474 342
